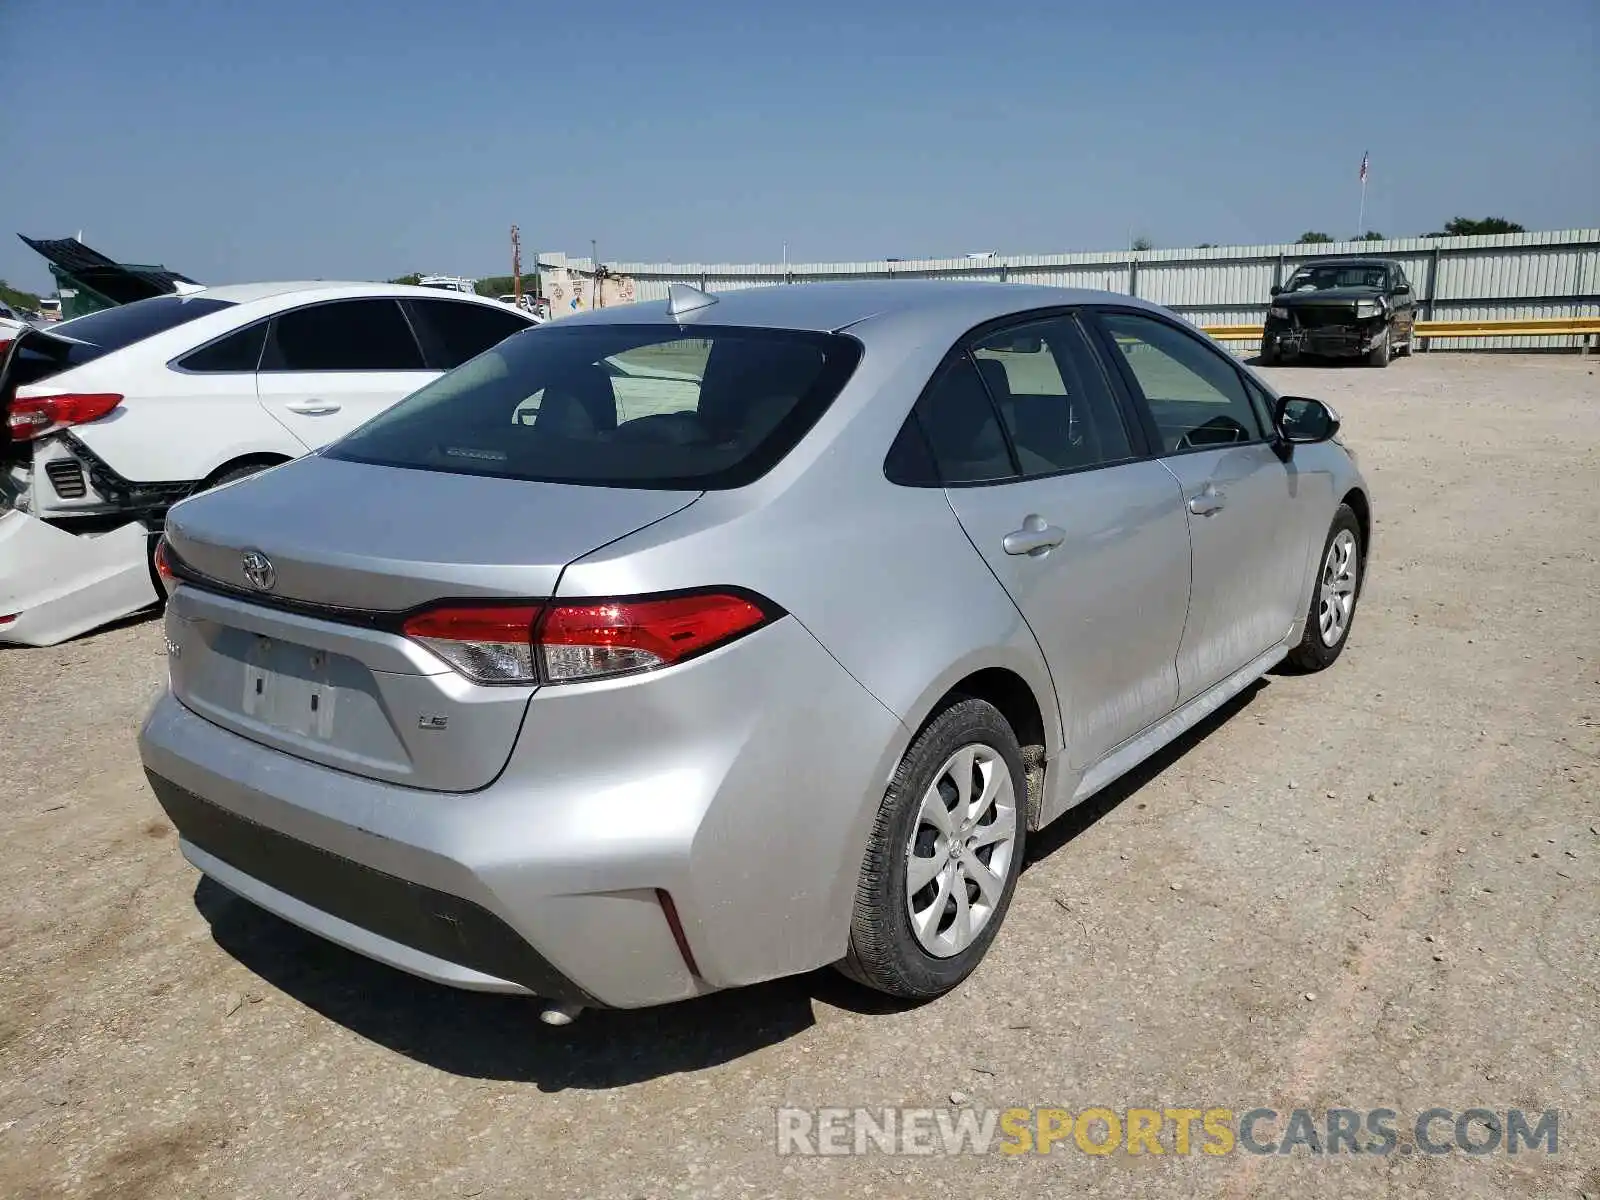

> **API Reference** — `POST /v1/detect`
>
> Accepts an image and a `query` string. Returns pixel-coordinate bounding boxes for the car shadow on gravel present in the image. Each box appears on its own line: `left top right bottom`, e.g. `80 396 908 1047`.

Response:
193 679 1266 1089
1024 679 1267 864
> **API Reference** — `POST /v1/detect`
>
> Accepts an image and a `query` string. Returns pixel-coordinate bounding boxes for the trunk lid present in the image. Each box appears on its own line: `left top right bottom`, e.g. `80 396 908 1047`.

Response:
164 454 699 609
162 454 700 791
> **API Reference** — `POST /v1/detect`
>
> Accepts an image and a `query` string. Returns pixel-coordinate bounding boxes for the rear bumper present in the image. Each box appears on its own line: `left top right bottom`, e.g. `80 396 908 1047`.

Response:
0 509 158 646
150 773 591 998
138 616 907 1008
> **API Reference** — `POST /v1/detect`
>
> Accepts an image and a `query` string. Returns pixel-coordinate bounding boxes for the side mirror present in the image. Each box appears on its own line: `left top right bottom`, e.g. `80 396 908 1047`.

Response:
1269 284 1284 297
1392 281 1411 296
1274 395 1341 445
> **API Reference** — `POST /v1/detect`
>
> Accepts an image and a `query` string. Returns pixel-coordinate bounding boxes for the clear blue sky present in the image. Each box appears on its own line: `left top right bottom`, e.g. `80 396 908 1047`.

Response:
1 0 1595 291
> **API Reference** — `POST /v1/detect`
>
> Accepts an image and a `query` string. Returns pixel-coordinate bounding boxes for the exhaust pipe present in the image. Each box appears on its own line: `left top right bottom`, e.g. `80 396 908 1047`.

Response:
538 1002 583 1027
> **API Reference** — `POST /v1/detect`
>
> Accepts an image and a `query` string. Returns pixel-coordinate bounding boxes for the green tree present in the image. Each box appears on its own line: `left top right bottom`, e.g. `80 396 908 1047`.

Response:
1130 236 1154 251
387 273 422 286
1196 242 1217 248
1296 231 1335 244
1426 216 1526 237
474 274 541 297
0 278 44 312
1355 231 1385 241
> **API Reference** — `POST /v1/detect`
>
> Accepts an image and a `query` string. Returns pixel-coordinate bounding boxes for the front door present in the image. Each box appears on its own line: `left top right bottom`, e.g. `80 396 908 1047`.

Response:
1091 310 1306 704
1390 265 1418 346
255 298 437 449
917 314 1192 770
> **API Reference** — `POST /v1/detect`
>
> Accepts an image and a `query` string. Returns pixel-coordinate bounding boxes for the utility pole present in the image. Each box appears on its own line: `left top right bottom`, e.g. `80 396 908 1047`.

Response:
510 225 522 306
591 238 600 309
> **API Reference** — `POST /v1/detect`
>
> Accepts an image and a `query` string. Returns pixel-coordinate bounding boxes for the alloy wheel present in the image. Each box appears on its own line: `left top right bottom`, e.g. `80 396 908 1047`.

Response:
1318 528 1359 647
905 744 1019 958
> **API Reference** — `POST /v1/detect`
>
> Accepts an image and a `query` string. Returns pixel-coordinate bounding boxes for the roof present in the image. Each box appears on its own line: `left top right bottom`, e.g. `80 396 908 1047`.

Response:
555 280 1161 335
189 281 512 306
19 234 198 304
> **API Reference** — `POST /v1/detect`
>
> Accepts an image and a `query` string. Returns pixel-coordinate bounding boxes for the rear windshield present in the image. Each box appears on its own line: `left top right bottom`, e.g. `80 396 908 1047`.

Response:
325 323 863 489
49 295 234 352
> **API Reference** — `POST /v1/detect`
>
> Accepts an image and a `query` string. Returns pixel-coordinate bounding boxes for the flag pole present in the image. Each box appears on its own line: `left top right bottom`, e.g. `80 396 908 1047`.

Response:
1356 151 1368 239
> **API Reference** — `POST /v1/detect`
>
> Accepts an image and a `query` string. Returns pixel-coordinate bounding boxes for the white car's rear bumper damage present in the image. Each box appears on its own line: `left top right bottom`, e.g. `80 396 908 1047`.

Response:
0 510 158 646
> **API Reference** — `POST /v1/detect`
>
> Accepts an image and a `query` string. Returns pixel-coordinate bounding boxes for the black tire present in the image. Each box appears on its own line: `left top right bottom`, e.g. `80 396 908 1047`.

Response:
1259 341 1280 366
203 459 280 490
1285 503 1364 672
837 697 1027 999
1365 331 1391 367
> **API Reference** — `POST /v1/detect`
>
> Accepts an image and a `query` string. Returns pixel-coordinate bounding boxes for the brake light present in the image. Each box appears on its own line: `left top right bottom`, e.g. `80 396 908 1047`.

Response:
0 339 12 359
400 591 776 685
538 592 772 681
6 392 122 440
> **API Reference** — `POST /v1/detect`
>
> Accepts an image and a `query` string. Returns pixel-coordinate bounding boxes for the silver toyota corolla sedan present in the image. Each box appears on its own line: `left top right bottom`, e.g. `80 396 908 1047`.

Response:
139 281 1369 1017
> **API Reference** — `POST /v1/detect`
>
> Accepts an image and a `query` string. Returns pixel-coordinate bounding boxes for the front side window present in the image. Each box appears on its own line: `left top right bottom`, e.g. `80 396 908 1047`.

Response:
972 317 1134 475
326 323 861 489
1096 312 1264 453
262 299 425 372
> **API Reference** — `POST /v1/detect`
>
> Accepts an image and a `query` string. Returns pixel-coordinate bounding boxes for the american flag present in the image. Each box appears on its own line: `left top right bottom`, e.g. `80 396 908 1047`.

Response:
1359 152 1369 183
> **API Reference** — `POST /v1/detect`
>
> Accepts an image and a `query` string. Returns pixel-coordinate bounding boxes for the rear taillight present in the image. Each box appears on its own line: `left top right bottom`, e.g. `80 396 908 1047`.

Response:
400 591 777 686
402 604 542 684
0 339 12 359
538 592 772 682
6 392 122 440
153 537 178 592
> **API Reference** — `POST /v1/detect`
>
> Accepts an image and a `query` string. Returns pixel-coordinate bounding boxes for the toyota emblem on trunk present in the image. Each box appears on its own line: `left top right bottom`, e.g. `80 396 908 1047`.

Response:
241 550 276 592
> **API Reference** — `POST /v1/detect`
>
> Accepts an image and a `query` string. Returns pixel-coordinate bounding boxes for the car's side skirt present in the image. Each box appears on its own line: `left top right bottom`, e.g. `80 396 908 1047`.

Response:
1037 638 1292 827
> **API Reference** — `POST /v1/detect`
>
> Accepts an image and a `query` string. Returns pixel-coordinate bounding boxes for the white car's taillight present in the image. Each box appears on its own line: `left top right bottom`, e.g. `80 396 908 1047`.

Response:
400 591 777 686
6 392 122 440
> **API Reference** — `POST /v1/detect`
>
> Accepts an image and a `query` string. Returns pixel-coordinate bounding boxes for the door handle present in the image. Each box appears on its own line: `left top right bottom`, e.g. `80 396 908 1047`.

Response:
1003 515 1066 557
1187 486 1226 516
285 399 342 415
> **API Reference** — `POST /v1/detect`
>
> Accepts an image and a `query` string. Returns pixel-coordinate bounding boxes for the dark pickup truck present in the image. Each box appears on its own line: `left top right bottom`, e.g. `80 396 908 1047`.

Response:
1261 257 1417 367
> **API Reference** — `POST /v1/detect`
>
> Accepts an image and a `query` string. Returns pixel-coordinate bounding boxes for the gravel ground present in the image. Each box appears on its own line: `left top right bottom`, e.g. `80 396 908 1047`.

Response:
1 354 1596 1199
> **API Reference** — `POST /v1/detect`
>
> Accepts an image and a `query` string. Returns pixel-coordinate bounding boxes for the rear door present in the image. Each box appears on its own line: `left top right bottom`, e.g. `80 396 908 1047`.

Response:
1090 310 1307 704
256 298 436 448
921 314 1192 770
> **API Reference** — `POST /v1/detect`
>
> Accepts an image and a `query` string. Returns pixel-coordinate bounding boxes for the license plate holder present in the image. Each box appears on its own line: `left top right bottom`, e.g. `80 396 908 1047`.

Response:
243 636 337 739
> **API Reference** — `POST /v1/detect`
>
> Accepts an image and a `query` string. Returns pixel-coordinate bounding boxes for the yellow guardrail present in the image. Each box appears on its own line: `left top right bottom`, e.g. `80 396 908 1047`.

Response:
1204 317 1600 342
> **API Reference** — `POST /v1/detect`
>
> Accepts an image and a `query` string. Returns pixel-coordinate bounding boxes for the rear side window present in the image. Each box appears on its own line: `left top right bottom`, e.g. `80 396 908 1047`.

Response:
177 323 267 373
407 299 533 369
325 324 862 489
894 356 1015 485
972 317 1134 475
47 295 234 352
262 300 425 372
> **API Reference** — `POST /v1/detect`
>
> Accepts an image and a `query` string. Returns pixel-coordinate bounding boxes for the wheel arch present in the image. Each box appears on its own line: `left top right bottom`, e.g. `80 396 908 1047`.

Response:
200 451 294 489
902 662 1056 830
1340 486 1371 563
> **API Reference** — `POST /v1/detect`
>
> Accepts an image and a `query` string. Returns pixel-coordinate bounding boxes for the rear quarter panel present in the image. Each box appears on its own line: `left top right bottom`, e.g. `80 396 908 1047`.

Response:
67 364 305 482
